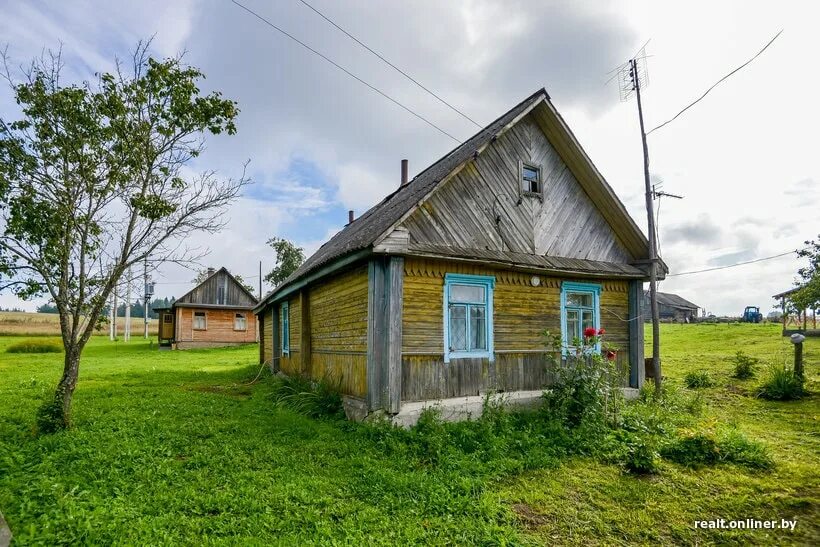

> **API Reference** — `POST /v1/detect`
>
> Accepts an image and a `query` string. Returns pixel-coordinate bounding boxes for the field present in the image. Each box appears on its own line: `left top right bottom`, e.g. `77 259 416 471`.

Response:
0 323 817 545
0 311 158 337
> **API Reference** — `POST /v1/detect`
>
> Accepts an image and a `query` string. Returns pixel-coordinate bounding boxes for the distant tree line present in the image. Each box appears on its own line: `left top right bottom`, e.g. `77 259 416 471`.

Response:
37 297 175 318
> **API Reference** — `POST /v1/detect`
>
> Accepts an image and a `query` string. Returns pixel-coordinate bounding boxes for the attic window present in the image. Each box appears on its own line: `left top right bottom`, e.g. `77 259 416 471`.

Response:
520 163 541 195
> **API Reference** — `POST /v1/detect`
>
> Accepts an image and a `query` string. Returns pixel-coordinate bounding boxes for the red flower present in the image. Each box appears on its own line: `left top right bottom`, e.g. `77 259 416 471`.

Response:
606 350 617 361
583 327 598 338
598 328 606 335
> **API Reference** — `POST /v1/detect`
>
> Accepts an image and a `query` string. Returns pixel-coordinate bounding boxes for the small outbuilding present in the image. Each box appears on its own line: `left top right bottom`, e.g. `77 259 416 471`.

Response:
643 291 699 323
773 286 818 337
254 89 663 424
156 267 258 349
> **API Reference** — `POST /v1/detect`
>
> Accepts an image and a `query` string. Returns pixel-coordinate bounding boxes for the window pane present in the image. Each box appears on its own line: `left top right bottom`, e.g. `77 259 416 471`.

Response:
566 309 579 341
566 291 593 308
523 166 538 180
450 284 485 303
449 304 467 350
582 310 594 332
470 305 486 350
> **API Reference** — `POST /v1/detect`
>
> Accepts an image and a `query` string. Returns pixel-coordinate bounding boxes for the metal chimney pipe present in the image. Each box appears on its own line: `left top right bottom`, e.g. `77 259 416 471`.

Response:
348 210 354 224
401 159 409 186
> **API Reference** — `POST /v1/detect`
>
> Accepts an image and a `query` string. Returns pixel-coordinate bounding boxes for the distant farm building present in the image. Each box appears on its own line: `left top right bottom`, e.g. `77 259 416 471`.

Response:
155 267 258 349
773 286 818 337
643 291 699 323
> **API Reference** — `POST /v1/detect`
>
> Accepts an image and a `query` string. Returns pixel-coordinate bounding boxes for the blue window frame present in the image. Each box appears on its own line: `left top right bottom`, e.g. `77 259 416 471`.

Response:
443 273 495 363
281 301 290 355
560 281 601 355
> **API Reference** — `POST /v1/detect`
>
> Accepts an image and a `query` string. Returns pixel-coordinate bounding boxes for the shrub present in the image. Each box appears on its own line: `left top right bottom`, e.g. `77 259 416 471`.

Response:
661 427 773 470
618 431 660 474
270 375 344 418
6 339 62 353
683 370 714 389
757 365 804 401
731 351 759 379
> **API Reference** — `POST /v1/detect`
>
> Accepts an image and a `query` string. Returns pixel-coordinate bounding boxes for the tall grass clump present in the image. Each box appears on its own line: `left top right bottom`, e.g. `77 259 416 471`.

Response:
683 370 715 389
6 339 62 353
757 365 805 401
270 374 344 418
731 351 759 379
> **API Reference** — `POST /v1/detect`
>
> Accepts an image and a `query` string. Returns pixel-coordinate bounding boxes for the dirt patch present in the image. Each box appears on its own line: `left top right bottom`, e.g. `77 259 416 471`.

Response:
512 503 550 530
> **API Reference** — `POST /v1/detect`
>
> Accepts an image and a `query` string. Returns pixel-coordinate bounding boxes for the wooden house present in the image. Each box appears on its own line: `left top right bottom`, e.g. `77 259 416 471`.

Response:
254 89 662 424
643 291 699 323
156 267 258 349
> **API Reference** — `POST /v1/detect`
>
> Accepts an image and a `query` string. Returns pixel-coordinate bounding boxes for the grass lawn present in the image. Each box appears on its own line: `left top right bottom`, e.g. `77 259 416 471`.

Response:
0 324 817 545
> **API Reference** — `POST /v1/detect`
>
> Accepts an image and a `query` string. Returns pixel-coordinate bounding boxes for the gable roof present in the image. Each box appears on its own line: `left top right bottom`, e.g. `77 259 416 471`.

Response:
175 266 258 309
647 291 699 310
256 88 652 310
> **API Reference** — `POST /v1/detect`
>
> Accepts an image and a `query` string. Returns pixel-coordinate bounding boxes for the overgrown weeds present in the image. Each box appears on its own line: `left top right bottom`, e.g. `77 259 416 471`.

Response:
6 339 62 353
684 370 715 389
270 374 344 418
731 351 759 379
757 365 805 401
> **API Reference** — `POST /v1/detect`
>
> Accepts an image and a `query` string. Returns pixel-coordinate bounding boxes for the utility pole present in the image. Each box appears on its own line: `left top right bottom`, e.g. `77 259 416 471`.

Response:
629 57 662 391
143 258 149 339
125 268 132 342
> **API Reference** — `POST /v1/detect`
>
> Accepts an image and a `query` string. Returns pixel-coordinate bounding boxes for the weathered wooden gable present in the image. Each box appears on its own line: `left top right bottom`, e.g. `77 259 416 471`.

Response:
177 269 257 307
399 114 633 264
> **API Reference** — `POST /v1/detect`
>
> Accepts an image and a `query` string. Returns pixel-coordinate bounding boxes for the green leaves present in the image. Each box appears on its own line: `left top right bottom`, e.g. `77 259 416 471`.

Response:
264 237 305 287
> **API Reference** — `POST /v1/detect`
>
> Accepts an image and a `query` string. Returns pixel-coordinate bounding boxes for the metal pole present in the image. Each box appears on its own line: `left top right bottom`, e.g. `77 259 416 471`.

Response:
632 58 662 391
144 258 149 339
125 268 131 342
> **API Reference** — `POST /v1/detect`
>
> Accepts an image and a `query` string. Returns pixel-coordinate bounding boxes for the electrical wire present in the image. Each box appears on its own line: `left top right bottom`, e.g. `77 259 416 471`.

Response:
667 249 797 277
647 30 782 135
296 0 482 128
230 0 462 143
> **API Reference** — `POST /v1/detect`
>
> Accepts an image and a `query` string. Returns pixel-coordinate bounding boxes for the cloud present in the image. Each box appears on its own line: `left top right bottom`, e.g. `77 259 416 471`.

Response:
663 214 723 245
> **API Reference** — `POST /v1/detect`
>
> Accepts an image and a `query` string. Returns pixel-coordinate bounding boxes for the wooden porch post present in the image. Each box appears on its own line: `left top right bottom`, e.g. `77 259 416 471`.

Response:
385 256 404 414
366 256 403 414
366 259 386 411
628 280 645 388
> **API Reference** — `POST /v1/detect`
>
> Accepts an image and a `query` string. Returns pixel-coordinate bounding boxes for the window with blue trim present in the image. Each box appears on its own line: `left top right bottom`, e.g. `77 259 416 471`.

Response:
444 274 494 362
560 282 601 353
281 301 290 355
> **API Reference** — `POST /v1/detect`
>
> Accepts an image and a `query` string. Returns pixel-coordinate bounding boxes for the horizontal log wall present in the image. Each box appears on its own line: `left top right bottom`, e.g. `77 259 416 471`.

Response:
401 257 631 401
262 307 273 365
175 307 257 347
308 265 368 398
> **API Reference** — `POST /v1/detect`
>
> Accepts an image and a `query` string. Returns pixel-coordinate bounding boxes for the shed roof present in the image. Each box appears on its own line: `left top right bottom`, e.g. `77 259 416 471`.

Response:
646 291 699 310
256 88 653 311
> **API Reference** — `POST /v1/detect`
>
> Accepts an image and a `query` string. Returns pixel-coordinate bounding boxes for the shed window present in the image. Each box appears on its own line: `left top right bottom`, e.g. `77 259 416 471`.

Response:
193 311 206 330
520 162 541 195
217 277 226 305
444 274 494 363
234 313 247 331
281 302 290 355
560 282 601 354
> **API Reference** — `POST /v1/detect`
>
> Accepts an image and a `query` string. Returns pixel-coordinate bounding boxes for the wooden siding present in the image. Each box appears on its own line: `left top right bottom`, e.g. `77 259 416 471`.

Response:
399 114 633 264
174 307 257 349
401 257 631 401
308 265 368 398
262 307 274 365
177 269 257 307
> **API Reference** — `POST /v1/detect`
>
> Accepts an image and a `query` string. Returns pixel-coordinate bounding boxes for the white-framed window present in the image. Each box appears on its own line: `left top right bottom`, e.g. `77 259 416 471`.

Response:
281 301 290 355
560 281 601 354
217 276 227 305
234 313 247 331
444 273 495 363
519 160 542 196
193 311 207 330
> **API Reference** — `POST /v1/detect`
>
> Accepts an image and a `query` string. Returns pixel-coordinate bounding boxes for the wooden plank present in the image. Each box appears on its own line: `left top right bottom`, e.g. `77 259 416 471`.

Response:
300 288 311 377
366 258 385 410
628 279 645 388
271 305 280 373
386 256 404 414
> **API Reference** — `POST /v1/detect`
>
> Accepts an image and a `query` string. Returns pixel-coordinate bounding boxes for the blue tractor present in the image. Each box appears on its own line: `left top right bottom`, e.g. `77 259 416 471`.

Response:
741 306 763 323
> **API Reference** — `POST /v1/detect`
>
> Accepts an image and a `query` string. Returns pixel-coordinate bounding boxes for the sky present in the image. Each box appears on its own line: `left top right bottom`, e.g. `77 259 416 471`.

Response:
0 0 817 316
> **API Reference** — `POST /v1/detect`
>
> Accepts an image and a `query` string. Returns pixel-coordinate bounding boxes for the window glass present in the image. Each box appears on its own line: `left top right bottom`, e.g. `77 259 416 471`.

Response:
234 313 246 330
566 309 579 341
470 305 486 350
561 283 600 352
282 303 290 353
194 312 206 330
450 284 485 303
449 304 467 350
566 291 593 308
522 164 540 193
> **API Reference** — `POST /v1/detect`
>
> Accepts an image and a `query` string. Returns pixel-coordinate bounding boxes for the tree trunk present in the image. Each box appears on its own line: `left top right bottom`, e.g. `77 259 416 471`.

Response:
38 342 82 433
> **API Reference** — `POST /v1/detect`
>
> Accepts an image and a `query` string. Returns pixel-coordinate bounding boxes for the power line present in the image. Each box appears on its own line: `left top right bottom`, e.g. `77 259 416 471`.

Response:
667 249 797 277
647 30 782 135
230 0 461 143
297 0 482 128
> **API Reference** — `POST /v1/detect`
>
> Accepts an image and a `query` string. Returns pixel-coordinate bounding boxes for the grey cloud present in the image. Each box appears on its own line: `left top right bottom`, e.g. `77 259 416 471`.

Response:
663 214 723 245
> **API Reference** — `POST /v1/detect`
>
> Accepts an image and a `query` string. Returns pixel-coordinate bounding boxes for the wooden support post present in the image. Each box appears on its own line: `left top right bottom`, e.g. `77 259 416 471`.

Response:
258 314 265 365
795 341 804 380
628 280 645 388
385 257 404 414
300 289 311 377
366 259 386 410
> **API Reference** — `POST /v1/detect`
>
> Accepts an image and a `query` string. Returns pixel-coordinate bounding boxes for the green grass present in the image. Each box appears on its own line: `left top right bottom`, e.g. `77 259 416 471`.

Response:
6 338 62 353
0 324 817 544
